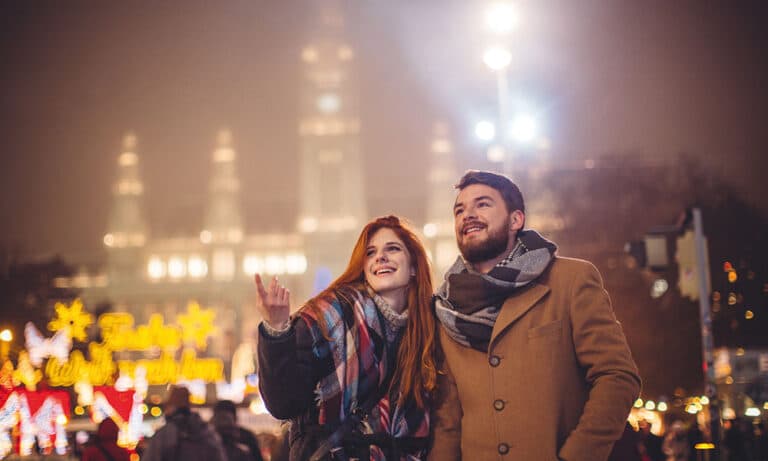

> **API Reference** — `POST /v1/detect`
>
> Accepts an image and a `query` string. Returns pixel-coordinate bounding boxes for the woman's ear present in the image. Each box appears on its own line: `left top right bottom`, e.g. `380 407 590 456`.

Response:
410 266 416 277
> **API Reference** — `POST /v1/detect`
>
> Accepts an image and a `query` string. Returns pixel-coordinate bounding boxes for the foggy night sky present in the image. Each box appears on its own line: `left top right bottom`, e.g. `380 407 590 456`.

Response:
1 1 766 260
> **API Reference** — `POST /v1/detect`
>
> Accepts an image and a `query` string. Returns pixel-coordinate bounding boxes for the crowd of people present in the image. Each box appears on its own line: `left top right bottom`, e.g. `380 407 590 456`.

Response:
607 418 768 461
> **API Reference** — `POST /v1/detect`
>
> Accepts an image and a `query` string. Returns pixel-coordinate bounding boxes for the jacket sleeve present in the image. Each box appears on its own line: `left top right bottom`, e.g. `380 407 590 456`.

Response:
558 262 642 461
428 336 463 461
257 316 326 420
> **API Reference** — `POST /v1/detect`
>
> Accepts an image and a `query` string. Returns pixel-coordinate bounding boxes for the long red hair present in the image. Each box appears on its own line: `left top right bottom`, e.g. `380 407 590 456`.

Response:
306 215 437 408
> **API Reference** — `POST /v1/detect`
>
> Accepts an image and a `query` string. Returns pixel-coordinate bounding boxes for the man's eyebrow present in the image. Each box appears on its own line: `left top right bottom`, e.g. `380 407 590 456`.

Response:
454 195 495 210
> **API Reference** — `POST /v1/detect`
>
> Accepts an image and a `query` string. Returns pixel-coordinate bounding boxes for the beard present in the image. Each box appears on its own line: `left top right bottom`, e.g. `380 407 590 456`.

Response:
457 222 510 263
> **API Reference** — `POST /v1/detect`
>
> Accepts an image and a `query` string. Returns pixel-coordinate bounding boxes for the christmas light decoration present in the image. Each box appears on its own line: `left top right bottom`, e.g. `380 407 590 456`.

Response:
48 299 93 342
176 302 217 349
24 322 71 366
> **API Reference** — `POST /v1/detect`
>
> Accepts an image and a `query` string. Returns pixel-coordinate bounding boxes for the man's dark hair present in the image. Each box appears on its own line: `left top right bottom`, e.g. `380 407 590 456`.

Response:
213 400 237 419
455 170 525 214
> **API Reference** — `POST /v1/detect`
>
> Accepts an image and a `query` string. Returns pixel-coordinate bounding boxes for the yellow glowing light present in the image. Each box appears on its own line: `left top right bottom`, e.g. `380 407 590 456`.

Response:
56 414 68 425
700 396 710 405
200 230 212 244
0 329 11 342
726 376 734 384
103 233 115 247
728 293 737 306
695 443 715 450
723 261 733 272
634 398 643 408
657 402 668 412
728 271 738 283
177 302 216 349
48 299 93 342
763 402 768 410
140 404 148 414
644 400 656 410
737 347 745 356
130 454 140 461
285 254 308 275
74 406 85 416
745 310 755 320
685 404 699 414
745 407 761 417
150 406 162 417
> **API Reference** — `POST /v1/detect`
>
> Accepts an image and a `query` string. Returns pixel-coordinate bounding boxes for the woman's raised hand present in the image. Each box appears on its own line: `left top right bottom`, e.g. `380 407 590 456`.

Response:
254 274 291 329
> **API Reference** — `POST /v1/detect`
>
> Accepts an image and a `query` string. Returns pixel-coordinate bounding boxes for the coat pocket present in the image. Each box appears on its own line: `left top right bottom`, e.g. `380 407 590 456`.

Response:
527 319 562 339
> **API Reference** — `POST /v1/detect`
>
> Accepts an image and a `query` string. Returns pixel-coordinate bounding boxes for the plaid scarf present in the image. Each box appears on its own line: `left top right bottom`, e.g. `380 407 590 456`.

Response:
298 286 429 460
434 230 557 352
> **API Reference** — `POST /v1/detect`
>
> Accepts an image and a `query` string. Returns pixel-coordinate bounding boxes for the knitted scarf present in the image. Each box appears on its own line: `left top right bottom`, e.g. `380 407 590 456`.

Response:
298 286 429 460
434 230 557 352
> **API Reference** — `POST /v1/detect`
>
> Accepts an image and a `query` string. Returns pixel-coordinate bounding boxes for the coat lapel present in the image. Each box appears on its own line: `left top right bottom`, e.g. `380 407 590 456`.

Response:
490 283 550 348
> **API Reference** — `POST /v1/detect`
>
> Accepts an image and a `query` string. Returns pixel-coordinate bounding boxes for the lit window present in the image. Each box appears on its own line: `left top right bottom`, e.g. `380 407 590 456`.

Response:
265 255 285 275
242 255 264 276
301 47 318 63
337 46 353 61
188 256 208 278
285 254 308 274
168 257 186 278
148 257 166 279
317 93 341 114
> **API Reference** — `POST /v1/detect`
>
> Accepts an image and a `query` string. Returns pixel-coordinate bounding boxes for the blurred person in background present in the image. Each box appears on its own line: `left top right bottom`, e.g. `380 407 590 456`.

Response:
256 215 438 460
80 418 130 461
212 399 264 461
142 385 226 461
430 170 641 461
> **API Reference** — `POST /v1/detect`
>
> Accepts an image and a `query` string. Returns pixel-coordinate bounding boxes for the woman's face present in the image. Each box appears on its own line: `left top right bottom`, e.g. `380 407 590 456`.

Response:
364 228 414 302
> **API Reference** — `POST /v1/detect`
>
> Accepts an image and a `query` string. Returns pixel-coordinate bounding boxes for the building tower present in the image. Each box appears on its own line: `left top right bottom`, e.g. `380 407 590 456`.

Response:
423 122 460 278
202 129 243 249
296 0 367 294
104 133 148 288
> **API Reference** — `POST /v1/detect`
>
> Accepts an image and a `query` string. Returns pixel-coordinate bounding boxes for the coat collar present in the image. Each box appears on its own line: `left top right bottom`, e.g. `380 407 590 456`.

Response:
489 282 550 349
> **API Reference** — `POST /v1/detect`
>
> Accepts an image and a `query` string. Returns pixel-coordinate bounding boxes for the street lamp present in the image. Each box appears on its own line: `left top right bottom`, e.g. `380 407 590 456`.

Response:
0 328 12 361
484 2 520 34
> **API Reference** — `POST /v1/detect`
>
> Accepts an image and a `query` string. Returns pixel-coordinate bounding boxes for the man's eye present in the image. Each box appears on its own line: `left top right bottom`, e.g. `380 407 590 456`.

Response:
478 202 490 208
454 208 463 216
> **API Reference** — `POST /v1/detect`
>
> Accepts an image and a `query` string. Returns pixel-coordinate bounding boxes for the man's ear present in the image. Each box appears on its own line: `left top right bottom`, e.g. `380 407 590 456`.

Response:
510 210 525 231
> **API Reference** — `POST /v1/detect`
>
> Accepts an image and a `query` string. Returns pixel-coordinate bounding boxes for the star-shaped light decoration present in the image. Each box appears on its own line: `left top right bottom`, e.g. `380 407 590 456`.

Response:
48 299 93 342
12 351 42 391
176 302 216 350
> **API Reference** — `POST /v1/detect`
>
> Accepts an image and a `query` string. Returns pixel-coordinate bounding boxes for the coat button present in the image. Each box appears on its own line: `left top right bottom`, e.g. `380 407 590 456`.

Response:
498 443 510 455
493 399 505 411
489 355 501 367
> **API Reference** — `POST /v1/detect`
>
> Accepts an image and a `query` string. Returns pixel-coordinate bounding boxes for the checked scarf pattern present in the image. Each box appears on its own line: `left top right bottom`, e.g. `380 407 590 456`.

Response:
434 230 557 352
298 287 429 460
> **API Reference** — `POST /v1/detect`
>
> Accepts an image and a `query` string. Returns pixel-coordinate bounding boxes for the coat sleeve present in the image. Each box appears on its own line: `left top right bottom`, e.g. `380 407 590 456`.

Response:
428 335 463 461
257 316 327 420
558 262 642 461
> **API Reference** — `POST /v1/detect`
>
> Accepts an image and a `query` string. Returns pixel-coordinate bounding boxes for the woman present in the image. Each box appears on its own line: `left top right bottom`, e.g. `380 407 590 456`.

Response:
255 215 438 460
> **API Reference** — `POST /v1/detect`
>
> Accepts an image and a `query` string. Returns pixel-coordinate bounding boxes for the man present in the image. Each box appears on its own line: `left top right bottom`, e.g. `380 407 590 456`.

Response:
212 399 264 461
430 170 641 461
142 385 226 461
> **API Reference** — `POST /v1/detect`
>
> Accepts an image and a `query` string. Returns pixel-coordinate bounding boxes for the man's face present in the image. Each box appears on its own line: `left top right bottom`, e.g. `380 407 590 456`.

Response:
453 183 521 264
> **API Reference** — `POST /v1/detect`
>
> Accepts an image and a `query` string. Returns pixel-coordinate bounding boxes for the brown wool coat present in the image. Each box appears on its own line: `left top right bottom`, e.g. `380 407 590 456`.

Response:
429 257 641 461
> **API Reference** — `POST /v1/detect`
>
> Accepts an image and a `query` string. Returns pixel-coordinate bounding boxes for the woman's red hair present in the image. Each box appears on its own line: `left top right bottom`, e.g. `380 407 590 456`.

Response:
306 215 437 408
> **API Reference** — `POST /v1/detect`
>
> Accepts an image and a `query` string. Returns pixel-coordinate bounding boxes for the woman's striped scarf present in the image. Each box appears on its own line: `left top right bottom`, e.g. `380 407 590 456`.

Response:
434 230 557 352
298 286 429 460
